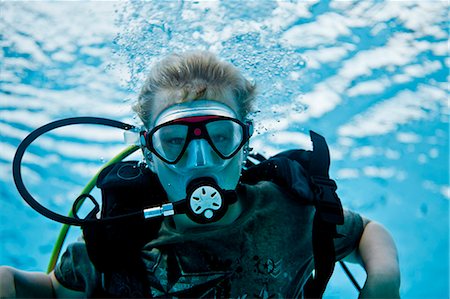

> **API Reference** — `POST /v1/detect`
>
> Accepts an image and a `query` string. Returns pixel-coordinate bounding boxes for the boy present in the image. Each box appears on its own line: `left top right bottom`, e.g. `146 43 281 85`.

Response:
0 51 400 298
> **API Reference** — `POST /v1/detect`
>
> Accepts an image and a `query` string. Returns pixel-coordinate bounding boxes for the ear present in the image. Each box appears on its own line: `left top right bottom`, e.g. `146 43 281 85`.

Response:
241 142 252 169
140 131 156 172
142 148 156 172
242 120 253 164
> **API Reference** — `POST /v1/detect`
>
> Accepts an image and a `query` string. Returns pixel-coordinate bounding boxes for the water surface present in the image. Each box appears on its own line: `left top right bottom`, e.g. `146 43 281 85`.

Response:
0 1 448 298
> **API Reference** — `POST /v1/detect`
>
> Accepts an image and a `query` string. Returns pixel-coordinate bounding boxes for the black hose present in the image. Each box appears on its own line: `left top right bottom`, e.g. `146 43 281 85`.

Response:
339 261 362 292
12 117 138 226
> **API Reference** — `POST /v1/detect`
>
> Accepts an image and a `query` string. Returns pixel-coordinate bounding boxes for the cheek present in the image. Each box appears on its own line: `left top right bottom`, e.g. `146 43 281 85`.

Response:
151 158 187 201
217 150 245 188
152 158 176 180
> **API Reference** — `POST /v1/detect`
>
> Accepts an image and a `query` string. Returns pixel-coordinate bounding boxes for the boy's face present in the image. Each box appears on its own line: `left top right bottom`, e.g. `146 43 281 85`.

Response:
145 99 250 204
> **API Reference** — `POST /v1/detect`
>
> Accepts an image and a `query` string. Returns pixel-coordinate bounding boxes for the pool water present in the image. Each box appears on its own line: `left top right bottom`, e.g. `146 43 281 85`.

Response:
0 1 448 298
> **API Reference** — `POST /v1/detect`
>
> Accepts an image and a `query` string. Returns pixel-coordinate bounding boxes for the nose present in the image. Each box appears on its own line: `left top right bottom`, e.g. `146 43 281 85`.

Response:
186 139 212 167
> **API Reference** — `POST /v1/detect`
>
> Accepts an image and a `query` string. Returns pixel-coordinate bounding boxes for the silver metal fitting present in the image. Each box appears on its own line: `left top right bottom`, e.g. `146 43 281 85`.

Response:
143 203 175 219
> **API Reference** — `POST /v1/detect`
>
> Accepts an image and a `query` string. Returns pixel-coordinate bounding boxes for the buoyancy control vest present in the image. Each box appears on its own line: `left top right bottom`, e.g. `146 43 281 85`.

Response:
82 130 345 298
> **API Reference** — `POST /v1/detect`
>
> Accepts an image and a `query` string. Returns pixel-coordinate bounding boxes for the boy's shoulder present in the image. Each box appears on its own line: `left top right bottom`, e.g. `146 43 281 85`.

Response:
242 181 315 224
244 180 314 207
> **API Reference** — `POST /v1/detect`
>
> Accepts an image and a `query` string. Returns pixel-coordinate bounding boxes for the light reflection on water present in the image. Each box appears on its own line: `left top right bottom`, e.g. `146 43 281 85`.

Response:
0 1 448 298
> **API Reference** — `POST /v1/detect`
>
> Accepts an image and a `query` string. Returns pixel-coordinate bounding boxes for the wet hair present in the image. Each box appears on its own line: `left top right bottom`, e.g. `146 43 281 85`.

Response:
133 51 256 128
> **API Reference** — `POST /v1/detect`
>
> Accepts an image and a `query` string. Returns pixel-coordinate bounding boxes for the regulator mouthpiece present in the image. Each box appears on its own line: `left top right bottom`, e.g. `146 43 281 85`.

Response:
185 178 228 224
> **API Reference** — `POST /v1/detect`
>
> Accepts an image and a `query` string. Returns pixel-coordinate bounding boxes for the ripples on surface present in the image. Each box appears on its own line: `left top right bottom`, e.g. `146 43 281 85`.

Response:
0 1 448 298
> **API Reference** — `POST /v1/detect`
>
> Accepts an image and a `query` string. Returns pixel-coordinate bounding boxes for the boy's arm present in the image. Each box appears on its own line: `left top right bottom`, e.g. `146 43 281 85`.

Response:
0 266 84 298
50 271 85 298
353 221 401 299
0 266 54 298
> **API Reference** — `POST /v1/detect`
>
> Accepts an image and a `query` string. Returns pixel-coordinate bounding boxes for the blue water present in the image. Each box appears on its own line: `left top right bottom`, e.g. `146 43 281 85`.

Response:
0 1 448 298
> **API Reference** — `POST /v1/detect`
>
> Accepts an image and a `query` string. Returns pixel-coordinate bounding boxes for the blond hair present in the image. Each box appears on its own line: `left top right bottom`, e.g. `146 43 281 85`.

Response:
134 51 256 128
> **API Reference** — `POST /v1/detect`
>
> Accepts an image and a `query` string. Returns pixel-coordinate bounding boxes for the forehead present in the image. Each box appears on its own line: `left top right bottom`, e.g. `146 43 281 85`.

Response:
149 87 241 125
154 100 238 126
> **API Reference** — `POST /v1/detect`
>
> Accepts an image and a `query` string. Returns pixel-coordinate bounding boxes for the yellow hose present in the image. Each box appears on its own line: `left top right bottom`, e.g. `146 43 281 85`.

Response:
46 145 140 273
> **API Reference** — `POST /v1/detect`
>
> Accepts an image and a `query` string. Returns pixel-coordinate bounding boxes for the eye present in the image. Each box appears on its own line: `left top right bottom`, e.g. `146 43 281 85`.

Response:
165 137 185 145
211 133 229 143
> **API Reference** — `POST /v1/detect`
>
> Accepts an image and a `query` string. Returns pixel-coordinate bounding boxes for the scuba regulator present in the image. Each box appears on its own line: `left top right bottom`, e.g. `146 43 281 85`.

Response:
12 117 237 227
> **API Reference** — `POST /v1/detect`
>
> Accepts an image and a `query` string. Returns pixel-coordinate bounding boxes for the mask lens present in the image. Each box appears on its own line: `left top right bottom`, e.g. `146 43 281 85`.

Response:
152 124 188 162
206 120 243 157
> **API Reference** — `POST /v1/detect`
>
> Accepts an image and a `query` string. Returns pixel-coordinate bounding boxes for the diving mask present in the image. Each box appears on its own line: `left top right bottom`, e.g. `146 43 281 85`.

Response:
141 100 252 223
141 114 252 164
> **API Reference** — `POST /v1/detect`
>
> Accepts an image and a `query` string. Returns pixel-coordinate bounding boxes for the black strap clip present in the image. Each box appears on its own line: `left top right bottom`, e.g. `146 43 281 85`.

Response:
310 175 344 226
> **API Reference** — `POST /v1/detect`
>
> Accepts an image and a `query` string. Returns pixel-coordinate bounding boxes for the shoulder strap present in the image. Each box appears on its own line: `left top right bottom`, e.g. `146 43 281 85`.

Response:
244 131 345 298
303 131 344 299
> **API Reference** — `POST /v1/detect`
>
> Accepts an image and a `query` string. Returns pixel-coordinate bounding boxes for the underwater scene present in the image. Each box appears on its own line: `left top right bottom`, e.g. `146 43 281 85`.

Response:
0 1 448 298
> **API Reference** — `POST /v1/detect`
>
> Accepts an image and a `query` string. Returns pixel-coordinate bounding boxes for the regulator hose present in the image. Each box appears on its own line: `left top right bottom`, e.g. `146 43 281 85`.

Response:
47 144 140 273
12 117 141 226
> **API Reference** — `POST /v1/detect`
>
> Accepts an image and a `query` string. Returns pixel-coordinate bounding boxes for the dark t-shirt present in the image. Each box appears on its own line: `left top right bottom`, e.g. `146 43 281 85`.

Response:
55 181 365 298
